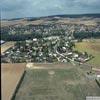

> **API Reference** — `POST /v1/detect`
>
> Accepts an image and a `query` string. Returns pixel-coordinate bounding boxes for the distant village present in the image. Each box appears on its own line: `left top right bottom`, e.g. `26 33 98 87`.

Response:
1 22 100 41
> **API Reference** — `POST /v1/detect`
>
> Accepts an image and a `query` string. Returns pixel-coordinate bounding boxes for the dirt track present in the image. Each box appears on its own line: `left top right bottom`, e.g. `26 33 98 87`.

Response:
26 63 76 70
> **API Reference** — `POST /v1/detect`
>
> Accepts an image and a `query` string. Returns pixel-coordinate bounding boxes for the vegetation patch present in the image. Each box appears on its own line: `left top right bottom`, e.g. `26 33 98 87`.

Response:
75 40 100 67
14 65 100 100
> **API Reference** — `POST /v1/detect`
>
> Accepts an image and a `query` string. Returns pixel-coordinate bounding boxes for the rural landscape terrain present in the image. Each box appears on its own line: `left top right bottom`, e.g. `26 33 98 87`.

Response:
1 14 100 100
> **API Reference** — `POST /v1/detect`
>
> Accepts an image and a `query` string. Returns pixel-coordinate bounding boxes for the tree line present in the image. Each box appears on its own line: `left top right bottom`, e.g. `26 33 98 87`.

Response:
1 31 100 41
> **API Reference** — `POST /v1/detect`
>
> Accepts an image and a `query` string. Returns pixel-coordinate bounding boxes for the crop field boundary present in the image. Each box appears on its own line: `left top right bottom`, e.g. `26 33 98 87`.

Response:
11 71 26 100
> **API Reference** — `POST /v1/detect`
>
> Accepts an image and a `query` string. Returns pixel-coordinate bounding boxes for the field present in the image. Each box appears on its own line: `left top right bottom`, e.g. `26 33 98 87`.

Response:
14 63 100 100
75 39 100 68
1 63 26 100
1 42 15 54
2 17 99 27
57 19 97 26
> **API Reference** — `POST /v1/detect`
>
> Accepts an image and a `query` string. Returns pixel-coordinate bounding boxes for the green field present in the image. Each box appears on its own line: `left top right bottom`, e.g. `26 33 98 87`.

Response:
75 39 100 68
14 64 100 100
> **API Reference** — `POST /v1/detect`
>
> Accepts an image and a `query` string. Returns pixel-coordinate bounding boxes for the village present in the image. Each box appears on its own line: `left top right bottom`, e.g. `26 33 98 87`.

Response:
1 15 100 100
1 35 93 64
1 0 100 99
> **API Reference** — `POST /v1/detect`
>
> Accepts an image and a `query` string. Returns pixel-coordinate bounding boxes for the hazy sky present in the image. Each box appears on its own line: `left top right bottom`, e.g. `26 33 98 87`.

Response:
1 0 100 19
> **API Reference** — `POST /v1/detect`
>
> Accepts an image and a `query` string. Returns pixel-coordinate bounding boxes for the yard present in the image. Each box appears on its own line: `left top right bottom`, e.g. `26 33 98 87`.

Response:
14 63 100 100
75 39 100 68
1 42 15 54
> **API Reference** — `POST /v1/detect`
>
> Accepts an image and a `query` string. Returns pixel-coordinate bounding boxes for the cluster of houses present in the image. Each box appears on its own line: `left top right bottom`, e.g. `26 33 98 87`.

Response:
2 36 92 63
2 22 100 36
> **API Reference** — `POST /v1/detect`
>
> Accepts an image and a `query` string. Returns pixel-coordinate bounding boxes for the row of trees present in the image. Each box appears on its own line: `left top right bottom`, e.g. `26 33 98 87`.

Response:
74 32 100 39
1 33 42 41
1 31 100 41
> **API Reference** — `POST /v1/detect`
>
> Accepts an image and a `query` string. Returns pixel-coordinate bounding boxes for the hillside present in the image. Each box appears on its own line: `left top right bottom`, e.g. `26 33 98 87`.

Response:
1 14 100 41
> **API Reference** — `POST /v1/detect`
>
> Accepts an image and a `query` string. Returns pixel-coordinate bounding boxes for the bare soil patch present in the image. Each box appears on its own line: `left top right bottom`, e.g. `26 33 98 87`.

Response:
1 63 26 100
90 44 100 52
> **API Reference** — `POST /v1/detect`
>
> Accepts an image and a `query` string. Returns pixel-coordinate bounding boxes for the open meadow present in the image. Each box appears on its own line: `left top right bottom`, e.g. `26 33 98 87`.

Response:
75 39 100 68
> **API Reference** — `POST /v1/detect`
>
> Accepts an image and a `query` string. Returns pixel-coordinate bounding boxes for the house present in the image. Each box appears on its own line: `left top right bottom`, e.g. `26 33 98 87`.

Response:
0 40 5 45
33 38 37 42
73 54 79 58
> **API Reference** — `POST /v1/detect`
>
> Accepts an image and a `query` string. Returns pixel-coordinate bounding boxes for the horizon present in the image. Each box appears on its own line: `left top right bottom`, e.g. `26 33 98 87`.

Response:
1 0 100 19
1 13 100 20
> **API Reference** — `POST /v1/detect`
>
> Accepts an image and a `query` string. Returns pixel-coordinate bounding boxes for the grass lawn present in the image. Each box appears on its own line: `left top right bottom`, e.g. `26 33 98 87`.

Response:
75 39 100 68
14 64 100 100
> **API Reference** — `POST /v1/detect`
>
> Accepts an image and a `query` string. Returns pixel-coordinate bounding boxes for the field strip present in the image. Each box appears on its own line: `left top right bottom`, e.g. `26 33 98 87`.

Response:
1 63 26 100
26 66 73 70
26 63 74 70
92 68 100 71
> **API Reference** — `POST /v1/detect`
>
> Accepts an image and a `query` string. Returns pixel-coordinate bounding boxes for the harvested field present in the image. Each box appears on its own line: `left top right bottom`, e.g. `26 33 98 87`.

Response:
57 19 97 26
1 42 15 54
90 43 100 52
14 63 100 100
1 17 99 27
1 63 26 100
1 19 47 27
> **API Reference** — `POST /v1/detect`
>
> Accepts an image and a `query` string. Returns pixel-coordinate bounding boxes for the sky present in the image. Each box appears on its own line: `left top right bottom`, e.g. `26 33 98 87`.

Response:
1 0 100 19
